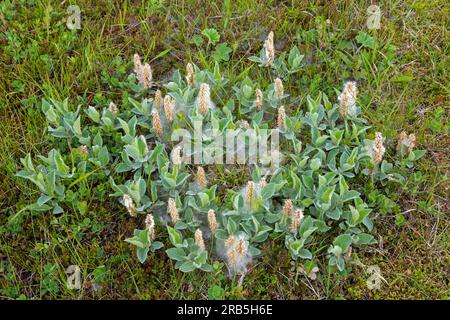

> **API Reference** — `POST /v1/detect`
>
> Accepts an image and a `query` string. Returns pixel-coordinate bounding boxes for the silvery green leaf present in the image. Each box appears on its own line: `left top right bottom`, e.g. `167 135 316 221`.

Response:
333 234 352 252
166 247 186 261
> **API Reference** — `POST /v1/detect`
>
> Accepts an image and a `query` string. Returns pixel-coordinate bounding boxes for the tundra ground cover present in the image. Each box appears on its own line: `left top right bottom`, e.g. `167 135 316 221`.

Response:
0 0 448 299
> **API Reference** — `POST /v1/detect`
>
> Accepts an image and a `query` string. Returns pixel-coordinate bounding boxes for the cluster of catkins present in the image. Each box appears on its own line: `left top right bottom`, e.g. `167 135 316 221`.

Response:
120 32 416 274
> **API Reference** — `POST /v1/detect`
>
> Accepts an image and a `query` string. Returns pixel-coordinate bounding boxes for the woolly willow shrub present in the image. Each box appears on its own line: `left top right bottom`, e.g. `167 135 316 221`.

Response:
16 33 425 278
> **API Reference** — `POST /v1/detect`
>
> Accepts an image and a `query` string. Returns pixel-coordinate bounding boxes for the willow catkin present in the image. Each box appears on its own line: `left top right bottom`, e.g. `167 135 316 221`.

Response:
339 91 348 117
123 194 137 217
196 166 207 188
245 181 255 206
290 209 304 233
141 63 152 88
264 31 275 66
133 53 142 80
274 78 283 99
207 209 217 234
236 238 247 257
171 146 182 165
154 90 162 109
339 81 357 116
371 132 385 165
283 199 293 216
152 109 163 138
145 214 155 241
195 229 206 251
343 81 357 107
186 63 194 86
277 106 286 130
227 248 238 268
163 95 175 122
167 198 180 225
198 83 210 115
225 235 236 249
109 101 117 115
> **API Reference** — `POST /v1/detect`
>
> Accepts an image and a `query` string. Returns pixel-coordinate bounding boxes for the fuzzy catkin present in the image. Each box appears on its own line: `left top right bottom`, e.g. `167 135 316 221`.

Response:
145 214 155 241
109 101 117 115
195 229 206 251
141 63 152 88
186 63 194 86
123 194 137 217
198 83 210 115
264 31 275 66
164 95 175 122
274 78 283 99
277 106 286 130
245 181 255 206
371 132 385 165
154 90 162 108
283 199 293 216
171 146 182 165
207 209 218 234
196 166 207 188
152 109 163 138
290 209 304 233
133 53 142 80
339 81 358 117
167 198 180 225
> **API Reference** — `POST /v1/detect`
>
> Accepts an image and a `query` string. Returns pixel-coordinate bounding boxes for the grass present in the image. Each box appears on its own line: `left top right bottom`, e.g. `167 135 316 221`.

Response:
0 0 448 299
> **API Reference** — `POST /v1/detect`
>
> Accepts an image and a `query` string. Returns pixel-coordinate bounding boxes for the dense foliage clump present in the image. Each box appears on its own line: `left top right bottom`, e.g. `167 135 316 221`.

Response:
16 33 424 279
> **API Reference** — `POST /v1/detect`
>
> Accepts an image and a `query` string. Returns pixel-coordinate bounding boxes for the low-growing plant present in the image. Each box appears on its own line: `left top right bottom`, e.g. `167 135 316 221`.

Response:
16 32 425 282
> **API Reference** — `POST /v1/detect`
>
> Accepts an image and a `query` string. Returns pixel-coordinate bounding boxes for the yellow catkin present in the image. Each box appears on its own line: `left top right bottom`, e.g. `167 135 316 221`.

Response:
283 199 293 216
123 194 137 217
167 198 180 225
145 214 155 241
225 235 236 249
164 95 175 122
236 238 247 257
274 78 283 99
141 63 152 88
255 89 263 111
195 229 206 251
371 132 385 165
277 105 286 130
198 83 210 115
290 209 304 233
227 248 238 268
207 209 218 234
196 166 207 188
152 109 163 138
186 63 195 86
264 31 275 66
154 90 162 108
245 181 255 206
